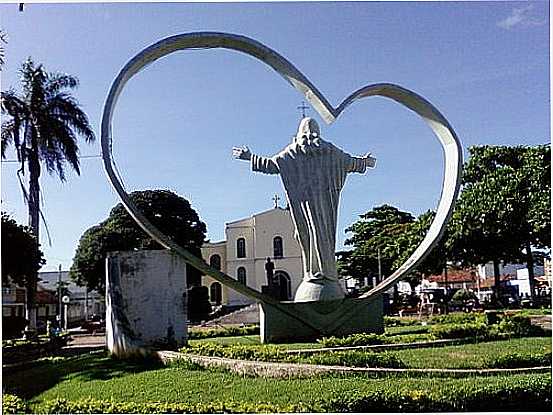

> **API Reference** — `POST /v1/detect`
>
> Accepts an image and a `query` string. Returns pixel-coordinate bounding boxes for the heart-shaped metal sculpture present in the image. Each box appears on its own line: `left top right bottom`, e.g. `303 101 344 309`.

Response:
101 32 462 329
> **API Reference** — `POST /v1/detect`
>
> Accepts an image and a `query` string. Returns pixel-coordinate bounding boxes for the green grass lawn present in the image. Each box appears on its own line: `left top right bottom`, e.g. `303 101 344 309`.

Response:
393 337 551 368
3 351 550 410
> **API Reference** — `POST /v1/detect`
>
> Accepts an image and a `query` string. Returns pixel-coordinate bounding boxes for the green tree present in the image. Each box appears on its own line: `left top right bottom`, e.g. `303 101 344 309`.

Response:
1 213 46 326
70 190 208 293
391 210 449 291
338 206 449 294
1 59 95 331
448 145 551 300
0 29 7 69
339 205 415 286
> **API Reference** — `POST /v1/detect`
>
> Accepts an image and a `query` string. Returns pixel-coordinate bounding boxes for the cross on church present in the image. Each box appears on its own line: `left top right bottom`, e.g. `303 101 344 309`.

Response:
297 101 309 119
272 194 280 208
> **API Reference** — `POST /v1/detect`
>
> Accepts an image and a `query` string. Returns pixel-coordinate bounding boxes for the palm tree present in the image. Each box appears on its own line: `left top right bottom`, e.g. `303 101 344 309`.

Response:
0 29 7 69
1 58 95 333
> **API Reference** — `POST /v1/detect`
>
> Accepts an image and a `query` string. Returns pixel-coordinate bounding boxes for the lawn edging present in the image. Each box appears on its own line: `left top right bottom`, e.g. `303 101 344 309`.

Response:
156 350 551 379
286 338 468 354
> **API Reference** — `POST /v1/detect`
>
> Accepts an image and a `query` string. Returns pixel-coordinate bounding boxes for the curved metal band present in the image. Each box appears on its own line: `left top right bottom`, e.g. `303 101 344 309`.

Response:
101 32 462 308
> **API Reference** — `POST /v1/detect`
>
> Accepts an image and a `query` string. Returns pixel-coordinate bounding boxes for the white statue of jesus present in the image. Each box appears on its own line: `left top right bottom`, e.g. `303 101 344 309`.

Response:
233 117 376 302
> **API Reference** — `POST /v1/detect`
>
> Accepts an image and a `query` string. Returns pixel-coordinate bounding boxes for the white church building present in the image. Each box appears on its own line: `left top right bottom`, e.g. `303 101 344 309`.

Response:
201 204 304 306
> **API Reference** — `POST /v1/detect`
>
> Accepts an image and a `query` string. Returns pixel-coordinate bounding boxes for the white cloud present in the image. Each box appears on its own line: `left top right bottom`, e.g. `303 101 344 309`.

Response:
497 4 545 29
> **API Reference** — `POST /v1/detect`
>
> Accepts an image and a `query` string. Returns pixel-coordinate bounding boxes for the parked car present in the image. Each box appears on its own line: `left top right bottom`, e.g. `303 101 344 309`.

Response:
81 315 105 334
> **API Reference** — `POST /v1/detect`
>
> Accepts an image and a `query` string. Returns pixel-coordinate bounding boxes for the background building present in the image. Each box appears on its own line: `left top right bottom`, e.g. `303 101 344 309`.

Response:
39 271 105 325
201 205 304 307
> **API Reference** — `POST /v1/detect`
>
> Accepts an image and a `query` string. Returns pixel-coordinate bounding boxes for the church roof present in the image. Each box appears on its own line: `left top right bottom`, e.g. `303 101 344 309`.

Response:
226 207 288 226
203 240 226 247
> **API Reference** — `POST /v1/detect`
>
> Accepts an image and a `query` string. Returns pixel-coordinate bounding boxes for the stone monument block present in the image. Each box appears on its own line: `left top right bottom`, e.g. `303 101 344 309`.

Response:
106 250 187 357
259 295 384 343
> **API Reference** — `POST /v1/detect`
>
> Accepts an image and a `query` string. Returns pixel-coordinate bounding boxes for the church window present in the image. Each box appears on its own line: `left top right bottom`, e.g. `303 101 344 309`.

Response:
237 238 246 258
210 282 222 305
273 236 283 258
237 267 247 285
209 254 221 270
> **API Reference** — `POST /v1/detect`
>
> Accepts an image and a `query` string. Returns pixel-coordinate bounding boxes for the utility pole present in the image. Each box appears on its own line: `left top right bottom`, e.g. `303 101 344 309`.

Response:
58 264 63 326
84 286 89 320
443 259 449 314
377 247 382 285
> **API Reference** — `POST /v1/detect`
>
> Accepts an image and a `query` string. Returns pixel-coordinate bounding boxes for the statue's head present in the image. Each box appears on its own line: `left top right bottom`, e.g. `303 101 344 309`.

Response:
295 117 320 144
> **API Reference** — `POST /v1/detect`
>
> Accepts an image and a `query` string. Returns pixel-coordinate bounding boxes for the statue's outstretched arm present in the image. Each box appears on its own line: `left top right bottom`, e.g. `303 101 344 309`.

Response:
232 146 279 175
251 153 279 175
346 152 377 174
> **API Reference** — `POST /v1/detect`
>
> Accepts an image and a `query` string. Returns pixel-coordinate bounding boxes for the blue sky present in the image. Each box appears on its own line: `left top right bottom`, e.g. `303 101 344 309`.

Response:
1 1 550 272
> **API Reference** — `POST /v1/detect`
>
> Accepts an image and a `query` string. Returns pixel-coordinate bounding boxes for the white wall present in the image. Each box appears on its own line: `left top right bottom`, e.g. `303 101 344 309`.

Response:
200 208 305 306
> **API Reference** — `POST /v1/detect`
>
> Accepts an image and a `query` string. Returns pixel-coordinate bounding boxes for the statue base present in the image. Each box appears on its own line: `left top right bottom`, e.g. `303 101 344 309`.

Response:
294 278 345 302
259 296 383 343
106 250 188 358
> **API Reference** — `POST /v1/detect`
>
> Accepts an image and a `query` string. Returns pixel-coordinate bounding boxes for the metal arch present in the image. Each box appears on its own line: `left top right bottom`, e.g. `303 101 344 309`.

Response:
100 32 462 310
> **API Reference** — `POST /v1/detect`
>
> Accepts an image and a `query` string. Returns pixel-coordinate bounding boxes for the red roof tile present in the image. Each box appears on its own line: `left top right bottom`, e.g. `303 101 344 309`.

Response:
426 269 478 283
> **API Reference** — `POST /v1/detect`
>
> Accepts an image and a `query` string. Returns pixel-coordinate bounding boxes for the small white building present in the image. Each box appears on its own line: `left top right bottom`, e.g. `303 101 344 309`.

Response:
39 271 105 324
201 206 304 306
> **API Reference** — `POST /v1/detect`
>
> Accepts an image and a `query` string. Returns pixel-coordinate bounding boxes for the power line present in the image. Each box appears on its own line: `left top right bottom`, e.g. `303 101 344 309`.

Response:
1 154 102 163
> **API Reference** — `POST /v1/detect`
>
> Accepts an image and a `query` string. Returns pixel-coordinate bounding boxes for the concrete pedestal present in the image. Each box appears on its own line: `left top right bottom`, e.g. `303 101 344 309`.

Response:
106 250 187 357
260 296 384 343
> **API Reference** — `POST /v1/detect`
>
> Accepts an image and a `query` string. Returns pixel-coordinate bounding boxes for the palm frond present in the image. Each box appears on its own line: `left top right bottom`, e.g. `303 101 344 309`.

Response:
48 92 95 142
37 116 80 179
1 119 14 158
1 90 27 117
46 72 79 96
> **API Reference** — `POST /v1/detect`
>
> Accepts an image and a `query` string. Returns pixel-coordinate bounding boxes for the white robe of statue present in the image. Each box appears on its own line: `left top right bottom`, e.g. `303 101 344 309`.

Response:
234 117 376 301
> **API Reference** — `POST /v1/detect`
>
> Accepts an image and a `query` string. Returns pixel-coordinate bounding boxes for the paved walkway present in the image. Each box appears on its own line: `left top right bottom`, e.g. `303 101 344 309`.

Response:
65 333 106 348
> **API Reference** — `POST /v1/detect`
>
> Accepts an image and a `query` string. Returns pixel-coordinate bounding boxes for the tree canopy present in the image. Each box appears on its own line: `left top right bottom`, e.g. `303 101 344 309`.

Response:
70 190 207 292
1 212 45 287
338 205 445 291
339 144 550 300
448 145 550 297
1 58 95 332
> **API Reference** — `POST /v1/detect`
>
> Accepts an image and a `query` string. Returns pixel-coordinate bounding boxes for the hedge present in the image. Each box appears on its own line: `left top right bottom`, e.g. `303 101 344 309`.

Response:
429 312 484 325
430 315 548 340
298 350 405 368
324 376 552 412
188 325 259 340
383 316 422 327
4 375 552 413
317 314 549 348
484 352 552 369
2 394 28 414
318 333 390 348
181 343 404 368
2 334 71 364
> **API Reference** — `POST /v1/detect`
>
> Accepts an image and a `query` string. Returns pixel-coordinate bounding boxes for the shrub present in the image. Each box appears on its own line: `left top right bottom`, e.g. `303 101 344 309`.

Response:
188 325 259 339
181 343 405 368
34 397 316 414
2 333 71 364
324 376 552 412
383 316 421 327
182 343 288 361
27 376 552 412
318 333 389 348
2 394 28 414
298 351 405 368
484 352 552 369
429 322 489 339
429 312 484 325
496 315 547 338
